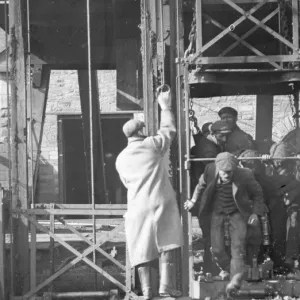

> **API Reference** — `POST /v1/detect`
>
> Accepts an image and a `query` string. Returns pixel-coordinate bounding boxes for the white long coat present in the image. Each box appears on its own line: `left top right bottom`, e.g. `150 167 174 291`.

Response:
116 110 183 267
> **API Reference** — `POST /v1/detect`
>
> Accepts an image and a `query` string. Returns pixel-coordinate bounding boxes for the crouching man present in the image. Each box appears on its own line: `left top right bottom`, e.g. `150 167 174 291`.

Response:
116 87 183 300
185 152 265 281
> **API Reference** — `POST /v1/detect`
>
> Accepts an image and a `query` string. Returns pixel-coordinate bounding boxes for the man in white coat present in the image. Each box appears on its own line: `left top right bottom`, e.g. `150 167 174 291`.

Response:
116 87 183 299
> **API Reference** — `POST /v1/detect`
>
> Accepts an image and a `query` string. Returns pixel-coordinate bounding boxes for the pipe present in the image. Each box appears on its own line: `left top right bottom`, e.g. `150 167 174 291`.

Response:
86 0 98 290
229 287 276 299
44 291 117 299
189 156 300 162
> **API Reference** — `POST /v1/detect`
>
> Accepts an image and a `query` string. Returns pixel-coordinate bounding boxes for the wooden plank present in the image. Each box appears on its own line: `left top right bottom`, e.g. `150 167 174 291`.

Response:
196 0 203 51
0 190 5 300
116 39 143 110
190 54 300 65
9 0 30 295
292 0 299 52
255 95 274 153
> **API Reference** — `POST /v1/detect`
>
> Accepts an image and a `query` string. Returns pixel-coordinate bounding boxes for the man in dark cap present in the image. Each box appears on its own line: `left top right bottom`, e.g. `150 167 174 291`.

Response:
184 152 265 279
116 87 182 299
193 120 232 160
190 121 232 273
218 107 256 155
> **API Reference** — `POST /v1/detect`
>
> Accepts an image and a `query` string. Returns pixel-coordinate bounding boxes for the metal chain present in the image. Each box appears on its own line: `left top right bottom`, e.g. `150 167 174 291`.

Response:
189 98 198 128
289 93 297 128
184 9 196 58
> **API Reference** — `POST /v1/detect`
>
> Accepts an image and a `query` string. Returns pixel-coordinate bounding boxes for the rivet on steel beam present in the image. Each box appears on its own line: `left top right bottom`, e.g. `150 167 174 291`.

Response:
229 24 235 31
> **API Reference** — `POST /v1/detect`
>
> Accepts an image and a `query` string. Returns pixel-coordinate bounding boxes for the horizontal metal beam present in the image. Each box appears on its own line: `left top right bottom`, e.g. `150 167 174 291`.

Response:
40 203 127 209
189 54 300 65
13 209 126 215
202 0 277 3
190 157 300 162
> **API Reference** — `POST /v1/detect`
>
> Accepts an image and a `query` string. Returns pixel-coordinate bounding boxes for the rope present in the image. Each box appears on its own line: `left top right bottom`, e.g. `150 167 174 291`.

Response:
86 0 97 288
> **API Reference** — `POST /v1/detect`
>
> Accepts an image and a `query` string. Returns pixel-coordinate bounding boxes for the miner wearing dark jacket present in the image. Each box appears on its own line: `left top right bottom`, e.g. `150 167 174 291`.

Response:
218 107 256 155
185 152 265 278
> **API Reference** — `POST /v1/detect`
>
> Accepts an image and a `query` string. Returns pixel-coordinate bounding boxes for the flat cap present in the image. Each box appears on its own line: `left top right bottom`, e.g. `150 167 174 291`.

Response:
211 120 232 134
122 119 145 138
239 149 260 158
215 152 239 171
201 122 213 135
218 107 238 117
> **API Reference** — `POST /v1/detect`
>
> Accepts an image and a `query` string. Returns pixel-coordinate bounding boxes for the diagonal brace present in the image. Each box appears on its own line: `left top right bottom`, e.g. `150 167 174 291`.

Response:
222 0 299 52
203 13 281 69
219 7 279 57
198 0 269 55
22 214 130 299
56 216 126 271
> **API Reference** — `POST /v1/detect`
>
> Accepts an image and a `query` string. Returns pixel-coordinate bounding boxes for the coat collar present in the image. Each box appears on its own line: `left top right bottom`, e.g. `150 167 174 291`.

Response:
127 136 146 144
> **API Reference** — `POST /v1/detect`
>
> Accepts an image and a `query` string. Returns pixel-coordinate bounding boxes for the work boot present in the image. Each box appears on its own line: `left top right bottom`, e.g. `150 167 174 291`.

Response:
137 264 152 300
159 262 182 297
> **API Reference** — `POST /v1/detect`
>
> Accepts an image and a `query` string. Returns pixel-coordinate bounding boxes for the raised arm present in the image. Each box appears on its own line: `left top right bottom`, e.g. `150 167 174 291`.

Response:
144 86 176 155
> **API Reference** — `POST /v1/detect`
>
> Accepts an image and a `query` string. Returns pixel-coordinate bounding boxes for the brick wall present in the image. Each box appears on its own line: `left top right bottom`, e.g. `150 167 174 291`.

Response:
191 95 294 143
0 69 296 203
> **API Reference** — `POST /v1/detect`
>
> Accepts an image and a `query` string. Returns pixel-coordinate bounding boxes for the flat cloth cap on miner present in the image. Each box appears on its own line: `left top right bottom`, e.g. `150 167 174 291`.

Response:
218 107 238 117
215 152 239 172
122 119 145 138
211 120 232 134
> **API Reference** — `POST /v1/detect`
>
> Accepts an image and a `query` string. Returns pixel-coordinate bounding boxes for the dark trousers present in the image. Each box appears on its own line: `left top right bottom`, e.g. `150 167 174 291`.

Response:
211 210 247 277
286 205 300 261
269 201 287 268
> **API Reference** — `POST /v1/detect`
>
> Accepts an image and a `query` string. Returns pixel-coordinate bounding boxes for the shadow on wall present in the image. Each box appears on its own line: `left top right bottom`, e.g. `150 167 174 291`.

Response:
36 155 59 204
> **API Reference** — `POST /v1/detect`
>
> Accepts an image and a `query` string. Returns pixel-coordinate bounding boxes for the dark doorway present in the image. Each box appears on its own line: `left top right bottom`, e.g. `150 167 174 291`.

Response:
58 114 132 204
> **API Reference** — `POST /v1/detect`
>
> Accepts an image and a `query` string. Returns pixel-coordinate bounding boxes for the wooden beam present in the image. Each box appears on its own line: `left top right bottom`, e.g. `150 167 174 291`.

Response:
78 70 107 204
255 95 274 153
9 0 29 295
